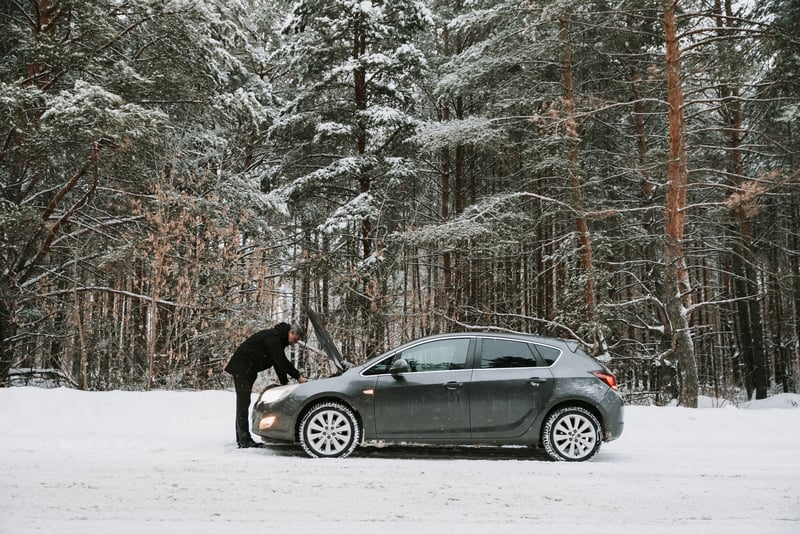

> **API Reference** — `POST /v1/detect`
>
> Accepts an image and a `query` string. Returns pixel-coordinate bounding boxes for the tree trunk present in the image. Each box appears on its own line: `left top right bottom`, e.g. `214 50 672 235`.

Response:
663 0 698 407
560 19 604 354
791 196 800 392
715 0 769 400
560 19 595 318
352 25 383 355
626 13 660 293
453 95 465 322
0 296 14 386
440 105 453 322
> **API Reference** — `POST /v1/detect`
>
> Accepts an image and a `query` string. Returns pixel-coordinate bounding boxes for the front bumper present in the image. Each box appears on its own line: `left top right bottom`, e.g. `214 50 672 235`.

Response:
250 387 301 443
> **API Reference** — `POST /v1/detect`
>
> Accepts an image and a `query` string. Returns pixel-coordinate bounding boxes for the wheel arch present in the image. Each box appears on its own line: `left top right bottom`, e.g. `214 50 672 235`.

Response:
540 399 606 441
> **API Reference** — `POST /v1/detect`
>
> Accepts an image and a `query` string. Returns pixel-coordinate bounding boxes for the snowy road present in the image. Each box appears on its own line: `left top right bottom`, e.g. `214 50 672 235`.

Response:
1 388 798 533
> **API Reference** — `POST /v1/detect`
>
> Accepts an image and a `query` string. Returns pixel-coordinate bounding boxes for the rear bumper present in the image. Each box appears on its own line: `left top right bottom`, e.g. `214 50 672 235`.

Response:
601 390 625 441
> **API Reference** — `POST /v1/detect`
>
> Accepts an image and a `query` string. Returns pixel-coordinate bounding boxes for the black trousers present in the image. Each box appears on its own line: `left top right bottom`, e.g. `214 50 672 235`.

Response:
232 371 257 445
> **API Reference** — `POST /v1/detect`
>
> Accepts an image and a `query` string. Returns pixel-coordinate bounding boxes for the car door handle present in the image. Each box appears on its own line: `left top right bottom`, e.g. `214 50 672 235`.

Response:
444 381 463 390
529 377 548 386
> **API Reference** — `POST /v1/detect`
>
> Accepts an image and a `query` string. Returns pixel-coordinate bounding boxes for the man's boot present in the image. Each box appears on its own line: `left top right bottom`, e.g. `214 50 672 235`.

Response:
237 433 264 448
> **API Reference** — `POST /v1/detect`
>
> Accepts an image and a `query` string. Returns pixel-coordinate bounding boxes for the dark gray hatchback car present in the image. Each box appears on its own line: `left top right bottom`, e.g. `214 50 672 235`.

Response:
252 317 624 461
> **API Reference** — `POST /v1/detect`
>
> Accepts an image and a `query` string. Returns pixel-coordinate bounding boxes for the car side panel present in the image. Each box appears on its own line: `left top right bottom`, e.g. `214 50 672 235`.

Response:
374 369 472 439
469 366 555 438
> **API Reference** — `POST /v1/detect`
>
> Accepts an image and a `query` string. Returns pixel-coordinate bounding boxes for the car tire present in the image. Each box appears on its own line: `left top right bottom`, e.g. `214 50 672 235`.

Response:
298 402 360 458
541 406 602 462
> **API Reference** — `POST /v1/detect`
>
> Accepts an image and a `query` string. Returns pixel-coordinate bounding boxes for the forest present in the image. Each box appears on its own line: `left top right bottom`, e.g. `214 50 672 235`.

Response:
1 0 798 406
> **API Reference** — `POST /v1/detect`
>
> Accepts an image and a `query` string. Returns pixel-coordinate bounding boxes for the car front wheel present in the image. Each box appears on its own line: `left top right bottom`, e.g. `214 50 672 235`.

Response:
298 402 360 458
541 406 602 462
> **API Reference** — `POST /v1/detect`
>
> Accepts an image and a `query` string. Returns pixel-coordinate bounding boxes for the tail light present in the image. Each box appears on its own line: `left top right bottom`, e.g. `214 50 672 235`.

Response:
592 370 619 391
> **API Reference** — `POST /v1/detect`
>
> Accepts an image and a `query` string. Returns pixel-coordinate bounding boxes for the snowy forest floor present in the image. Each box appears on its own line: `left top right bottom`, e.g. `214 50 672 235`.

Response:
1 387 799 533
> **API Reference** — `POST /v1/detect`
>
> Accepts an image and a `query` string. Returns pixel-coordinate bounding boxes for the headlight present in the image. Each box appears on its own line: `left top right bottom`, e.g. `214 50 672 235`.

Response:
258 384 299 405
258 415 277 430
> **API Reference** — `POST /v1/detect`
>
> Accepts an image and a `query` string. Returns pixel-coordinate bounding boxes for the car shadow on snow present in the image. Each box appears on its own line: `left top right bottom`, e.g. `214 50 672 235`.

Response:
258 442 551 461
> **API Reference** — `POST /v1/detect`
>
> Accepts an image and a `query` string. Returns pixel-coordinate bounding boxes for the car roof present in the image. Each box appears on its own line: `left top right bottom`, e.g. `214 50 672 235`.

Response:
387 331 576 351
358 331 584 367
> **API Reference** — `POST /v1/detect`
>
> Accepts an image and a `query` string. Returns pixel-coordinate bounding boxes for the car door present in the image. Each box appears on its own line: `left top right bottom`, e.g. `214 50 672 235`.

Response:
469 337 555 438
374 337 473 440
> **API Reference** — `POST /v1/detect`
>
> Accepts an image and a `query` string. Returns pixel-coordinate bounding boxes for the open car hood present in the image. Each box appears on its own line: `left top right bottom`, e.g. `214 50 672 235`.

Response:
304 306 348 374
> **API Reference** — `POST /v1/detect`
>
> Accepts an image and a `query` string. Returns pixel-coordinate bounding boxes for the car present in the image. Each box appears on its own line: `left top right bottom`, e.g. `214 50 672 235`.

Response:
251 309 624 461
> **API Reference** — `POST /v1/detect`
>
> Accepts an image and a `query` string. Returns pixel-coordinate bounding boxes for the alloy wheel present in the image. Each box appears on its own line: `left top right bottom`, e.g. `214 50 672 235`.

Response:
542 406 602 461
299 402 360 458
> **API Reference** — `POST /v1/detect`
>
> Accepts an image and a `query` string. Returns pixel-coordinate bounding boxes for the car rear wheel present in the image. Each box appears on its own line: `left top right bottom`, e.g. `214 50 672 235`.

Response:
541 406 602 462
298 402 360 458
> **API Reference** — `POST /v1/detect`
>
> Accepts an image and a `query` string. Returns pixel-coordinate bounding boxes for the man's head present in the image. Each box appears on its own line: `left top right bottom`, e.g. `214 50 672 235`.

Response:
288 323 306 345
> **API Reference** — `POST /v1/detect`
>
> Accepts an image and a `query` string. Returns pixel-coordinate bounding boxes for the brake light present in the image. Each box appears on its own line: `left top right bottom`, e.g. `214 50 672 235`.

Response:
592 370 619 391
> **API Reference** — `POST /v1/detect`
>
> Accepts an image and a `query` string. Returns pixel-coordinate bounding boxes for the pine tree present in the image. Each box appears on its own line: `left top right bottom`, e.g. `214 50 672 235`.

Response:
0 0 282 388
267 0 432 358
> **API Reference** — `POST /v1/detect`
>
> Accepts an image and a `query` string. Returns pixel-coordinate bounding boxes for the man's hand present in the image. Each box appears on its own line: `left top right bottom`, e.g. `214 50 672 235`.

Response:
298 376 309 383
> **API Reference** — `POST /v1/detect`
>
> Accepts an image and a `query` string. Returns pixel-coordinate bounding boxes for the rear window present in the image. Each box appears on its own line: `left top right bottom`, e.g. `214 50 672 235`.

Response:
480 339 539 368
532 344 561 366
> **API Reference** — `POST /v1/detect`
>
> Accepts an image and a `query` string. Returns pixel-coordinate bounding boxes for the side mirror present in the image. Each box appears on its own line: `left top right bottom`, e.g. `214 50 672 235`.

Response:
390 358 410 375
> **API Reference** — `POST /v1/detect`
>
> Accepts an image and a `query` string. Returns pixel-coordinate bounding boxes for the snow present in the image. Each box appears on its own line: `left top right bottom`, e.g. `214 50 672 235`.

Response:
317 192 377 234
1 387 799 534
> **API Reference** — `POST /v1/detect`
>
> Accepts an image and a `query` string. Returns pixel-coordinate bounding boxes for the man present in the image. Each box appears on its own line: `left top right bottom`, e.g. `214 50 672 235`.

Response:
224 322 309 448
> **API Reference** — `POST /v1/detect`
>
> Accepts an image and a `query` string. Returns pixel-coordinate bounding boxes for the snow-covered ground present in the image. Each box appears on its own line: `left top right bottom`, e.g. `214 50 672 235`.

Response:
1 387 798 534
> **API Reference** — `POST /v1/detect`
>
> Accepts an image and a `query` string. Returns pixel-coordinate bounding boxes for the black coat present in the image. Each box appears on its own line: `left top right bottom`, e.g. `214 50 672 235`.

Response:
224 322 301 384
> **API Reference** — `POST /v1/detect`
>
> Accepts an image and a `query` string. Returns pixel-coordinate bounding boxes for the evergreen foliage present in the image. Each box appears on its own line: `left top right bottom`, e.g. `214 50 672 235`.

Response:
1 0 797 403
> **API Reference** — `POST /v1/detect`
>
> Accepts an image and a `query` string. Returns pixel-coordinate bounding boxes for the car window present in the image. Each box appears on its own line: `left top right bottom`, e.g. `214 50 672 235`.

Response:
531 344 561 366
363 354 396 376
400 338 471 372
480 339 539 368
